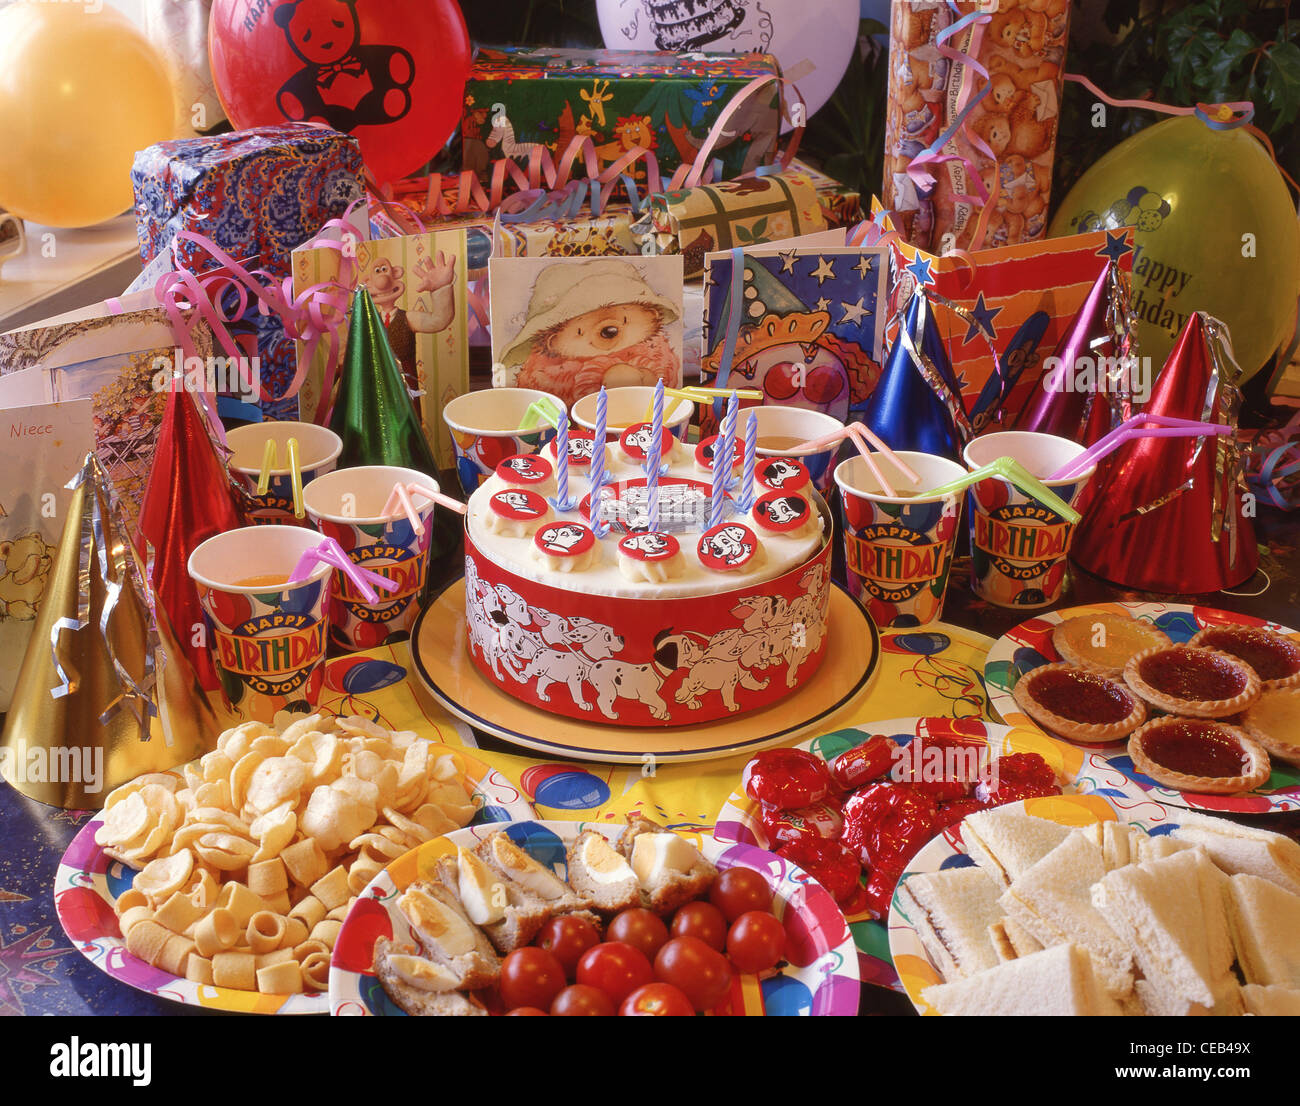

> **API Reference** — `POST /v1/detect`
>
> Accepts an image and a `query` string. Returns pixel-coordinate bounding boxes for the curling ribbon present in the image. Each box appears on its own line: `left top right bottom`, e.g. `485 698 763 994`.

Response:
1249 409 1300 510
415 73 807 220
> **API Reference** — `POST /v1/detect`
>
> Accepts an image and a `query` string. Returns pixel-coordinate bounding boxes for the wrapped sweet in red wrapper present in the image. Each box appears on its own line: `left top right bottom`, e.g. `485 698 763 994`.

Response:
932 798 990 831
760 799 844 848
775 837 862 908
743 748 834 809
842 784 938 872
829 736 898 791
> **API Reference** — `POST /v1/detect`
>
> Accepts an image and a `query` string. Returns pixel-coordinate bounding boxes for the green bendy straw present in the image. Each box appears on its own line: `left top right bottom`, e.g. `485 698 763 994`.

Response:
919 456 1082 524
518 397 564 431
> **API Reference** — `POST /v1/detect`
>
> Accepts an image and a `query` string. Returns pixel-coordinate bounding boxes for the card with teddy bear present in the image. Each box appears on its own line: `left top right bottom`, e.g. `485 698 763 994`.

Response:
488 256 685 409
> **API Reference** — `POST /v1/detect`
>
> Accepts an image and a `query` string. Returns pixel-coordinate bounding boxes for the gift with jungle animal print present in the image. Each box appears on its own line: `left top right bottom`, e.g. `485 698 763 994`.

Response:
461 45 781 186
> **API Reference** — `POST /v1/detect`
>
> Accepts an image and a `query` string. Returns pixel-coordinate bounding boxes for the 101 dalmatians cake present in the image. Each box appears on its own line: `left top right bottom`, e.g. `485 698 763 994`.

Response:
462 423 834 727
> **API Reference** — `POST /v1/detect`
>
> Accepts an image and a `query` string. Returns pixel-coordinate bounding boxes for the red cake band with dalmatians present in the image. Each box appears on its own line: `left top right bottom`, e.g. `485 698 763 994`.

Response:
463 437 836 726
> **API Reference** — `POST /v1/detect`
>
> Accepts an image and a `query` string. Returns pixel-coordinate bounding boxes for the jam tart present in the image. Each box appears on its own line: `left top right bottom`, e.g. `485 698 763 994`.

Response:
1128 717 1271 795
1051 614 1172 676
1122 644 1261 719
1011 662 1147 744
1188 626 1300 691
1241 687 1300 768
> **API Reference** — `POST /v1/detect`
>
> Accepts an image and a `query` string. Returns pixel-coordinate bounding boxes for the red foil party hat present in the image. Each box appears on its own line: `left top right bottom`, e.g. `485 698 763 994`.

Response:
137 387 249 689
1070 313 1257 593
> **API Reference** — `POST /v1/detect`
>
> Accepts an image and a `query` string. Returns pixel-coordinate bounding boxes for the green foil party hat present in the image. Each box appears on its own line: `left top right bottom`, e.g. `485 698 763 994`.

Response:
329 286 460 584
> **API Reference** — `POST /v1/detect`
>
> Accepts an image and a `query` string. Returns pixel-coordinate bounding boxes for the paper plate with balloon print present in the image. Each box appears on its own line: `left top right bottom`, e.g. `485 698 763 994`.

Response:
712 717 1161 992
53 748 532 1014
329 819 859 1016
888 792 1174 1014
984 601 1300 814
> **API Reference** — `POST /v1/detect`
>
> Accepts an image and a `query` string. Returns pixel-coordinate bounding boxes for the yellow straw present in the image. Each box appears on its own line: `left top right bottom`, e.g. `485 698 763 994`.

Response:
286 437 304 519
256 439 277 496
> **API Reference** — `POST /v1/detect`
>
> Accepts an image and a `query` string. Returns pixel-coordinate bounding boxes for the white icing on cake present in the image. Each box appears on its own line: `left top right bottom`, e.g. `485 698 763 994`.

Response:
467 446 826 599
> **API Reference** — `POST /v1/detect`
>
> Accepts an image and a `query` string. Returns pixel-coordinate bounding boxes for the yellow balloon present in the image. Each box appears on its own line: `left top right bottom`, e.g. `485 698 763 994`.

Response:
1050 115 1300 382
0 5 175 228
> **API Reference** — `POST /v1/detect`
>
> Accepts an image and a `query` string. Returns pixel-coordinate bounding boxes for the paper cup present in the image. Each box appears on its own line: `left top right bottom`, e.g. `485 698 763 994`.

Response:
963 431 1096 608
443 388 564 497
187 527 333 721
226 422 342 526
747 406 845 496
303 466 437 651
835 452 966 628
571 386 694 441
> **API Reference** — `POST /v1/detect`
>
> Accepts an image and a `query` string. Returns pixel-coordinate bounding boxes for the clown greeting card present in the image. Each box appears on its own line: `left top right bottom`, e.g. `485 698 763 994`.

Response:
701 246 890 430
489 256 685 408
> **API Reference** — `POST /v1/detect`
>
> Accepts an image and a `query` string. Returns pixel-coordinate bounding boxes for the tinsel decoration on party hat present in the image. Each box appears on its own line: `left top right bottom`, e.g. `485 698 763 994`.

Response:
329 286 459 582
1070 312 1257 593
1014 259 1136 445
862 286 971 459
137 386 248 691
1 455 218 809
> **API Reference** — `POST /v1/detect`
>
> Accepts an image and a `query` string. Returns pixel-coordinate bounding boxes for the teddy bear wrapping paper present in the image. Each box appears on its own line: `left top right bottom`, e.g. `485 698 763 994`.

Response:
488 256 685 409
882 0 1070 253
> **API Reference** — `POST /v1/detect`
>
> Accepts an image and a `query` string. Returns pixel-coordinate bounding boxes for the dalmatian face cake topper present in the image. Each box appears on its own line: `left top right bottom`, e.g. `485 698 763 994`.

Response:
535 522 596 558
698 522 759 572
756 457 811 494
753 491 811 534
617 530 681 563
491 489 548 519
496 454 554 486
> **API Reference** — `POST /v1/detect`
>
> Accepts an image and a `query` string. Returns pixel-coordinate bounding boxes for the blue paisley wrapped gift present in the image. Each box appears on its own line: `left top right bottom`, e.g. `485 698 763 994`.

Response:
131 123 365 419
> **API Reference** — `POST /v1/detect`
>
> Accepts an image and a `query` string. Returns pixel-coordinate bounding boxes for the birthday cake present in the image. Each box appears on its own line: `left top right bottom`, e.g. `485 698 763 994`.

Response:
462 424 834 726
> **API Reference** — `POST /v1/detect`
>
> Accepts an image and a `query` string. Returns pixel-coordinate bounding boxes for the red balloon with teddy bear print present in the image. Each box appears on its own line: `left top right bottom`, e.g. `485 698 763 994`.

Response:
210 0 470 184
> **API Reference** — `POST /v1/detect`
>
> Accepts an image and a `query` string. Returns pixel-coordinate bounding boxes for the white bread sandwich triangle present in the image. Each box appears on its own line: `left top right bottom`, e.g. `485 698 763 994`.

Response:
1170 810 1300 896
1226 873 1300 987
395 881 500 989
371 937 488 1016
999 833 1134 999
922 943 1124 1016
1136 832 1192 864
961 806 1074 891
1242 983 1300 1016
1092 848 1233 1011
896 867 1002 980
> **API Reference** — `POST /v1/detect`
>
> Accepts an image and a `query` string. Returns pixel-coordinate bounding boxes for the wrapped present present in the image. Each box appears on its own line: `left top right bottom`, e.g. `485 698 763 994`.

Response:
634 170 828 279
131 123 365 419
882 0 1070 253
493 206 641 260
788 158 864 229
462 45 781 185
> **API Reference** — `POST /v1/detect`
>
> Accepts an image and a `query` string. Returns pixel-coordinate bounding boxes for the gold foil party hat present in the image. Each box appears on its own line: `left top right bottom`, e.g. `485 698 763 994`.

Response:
0 454 219 809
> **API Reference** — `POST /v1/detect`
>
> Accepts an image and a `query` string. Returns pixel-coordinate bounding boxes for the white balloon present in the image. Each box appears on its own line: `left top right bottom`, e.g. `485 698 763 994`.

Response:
596 0 860 127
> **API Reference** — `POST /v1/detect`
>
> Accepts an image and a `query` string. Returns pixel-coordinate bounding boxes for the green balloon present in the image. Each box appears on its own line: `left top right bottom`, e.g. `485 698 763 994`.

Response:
1050 116 1300 382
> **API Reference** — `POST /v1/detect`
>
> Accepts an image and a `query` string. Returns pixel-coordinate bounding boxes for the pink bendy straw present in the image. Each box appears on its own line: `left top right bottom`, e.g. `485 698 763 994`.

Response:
289 537 398 604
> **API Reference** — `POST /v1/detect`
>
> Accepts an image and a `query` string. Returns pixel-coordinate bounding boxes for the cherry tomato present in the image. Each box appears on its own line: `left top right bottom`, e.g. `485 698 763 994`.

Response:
726 911 785 973
550 983 615 1017
503 1006 549 1016
534 914 601 978
619 982 695 1017
654 936 733 1011
709 867 774 922
605 907 670 960
669 901 728 951
576 941 655 1005
498 947 566 1012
